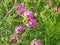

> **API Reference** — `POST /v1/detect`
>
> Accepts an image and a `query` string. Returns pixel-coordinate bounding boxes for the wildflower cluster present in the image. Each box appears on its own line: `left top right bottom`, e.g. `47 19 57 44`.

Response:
10 3 37 44
7 0 59 45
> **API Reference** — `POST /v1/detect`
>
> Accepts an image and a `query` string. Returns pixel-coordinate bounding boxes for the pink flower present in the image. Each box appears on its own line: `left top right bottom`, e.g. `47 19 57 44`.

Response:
31 40 41 45
7 10 11 14
15 26 23 33
10 34 18 41
26 19 36 27
15 4 23 9
24 11 33 19
53 7 59 13
17 8 25 14
46 0 51 5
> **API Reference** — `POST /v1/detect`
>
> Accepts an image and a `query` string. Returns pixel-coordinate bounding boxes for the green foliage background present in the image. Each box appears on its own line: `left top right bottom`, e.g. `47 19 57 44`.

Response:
0 0 60 45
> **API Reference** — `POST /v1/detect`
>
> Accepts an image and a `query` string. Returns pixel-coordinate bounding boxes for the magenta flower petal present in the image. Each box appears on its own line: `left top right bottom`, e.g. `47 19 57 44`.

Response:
31 40 41 45
15 4 23 9
10 34 18 41
24 11 33 19
15 26 23 33
26 19 36 27
17 8 25 15
53 7 59 13
46 0 51 5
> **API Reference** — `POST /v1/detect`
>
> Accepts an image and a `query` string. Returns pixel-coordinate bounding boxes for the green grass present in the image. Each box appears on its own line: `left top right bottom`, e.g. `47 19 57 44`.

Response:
0 0 60 45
